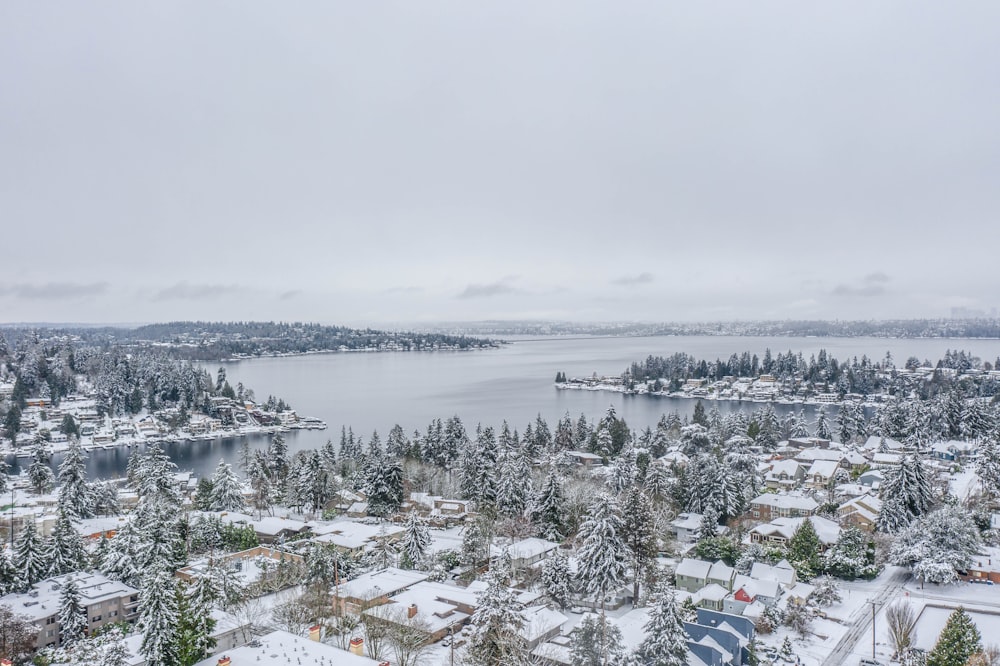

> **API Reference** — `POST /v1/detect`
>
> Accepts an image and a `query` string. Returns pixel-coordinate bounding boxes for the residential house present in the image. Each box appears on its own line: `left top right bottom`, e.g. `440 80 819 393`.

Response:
685 608 756 666
0 572 139 650
930 440 978 462
192 630 386 666
805 460 841 489
490 537 560 569
872 452 903 468
838 494 883 532
959 547 1000 583
764 460 805 490
333 567 429 615
722 576 782 615
749 561 797 588
675 558 713 593
748 493 818 522
748 516 841 552
564 450 603 467
670 512 704 542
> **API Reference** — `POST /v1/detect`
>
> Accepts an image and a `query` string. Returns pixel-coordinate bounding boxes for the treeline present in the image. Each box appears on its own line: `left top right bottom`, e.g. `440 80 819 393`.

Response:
624 349 1000 398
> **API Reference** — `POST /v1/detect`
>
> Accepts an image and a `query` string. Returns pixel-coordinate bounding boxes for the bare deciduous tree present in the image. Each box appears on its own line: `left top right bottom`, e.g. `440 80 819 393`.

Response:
886 600 918 658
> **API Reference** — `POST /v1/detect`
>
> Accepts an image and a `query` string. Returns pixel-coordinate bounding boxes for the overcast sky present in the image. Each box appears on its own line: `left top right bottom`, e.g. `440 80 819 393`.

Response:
1 2 998 325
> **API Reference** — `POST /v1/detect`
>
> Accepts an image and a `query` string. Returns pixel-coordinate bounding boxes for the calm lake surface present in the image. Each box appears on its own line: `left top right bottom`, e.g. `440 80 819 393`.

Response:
31 335 1000 480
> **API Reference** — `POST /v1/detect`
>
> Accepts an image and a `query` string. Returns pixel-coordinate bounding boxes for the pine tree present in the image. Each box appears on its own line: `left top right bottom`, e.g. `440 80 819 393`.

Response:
779 636 793 662
976 438 1000 499
540 551 571 610
175 581 217 666
877 455 933 533
46 510 88 577
824 526 875 579
138 569 180 666
927 607 981 666
633 588 689 666
814 407 832 440
102 519 142 586
467 569 525 666
532 469 567 541
28 439 55 495
0 547 17 595
57 441 93 519
621 486 656 607
57 576 88 646
13 519 47 590
400 512 431 569
787 518 822 580
571 613 625 666
890 505 981 586
362 453 404 518
575 493 628 663
208 459 246 512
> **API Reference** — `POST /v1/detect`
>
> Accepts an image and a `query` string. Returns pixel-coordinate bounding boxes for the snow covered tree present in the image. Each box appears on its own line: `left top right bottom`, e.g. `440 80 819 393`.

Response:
824 526 876 579
0 604 37 664
575 494 628 645
37 625 129 666
927 607 981 666
532 469 567 541
247 450 273 518
633 587 689 666
361 453 404 518
889 505 982 586
400 512 431 569
208 459 246 512
28 440 55 495
814 407 832 440
175 581 217 666
977 438 1000 499
787 518 822 580
57 441 93 519
13 519 47 590
57 576 88 646
0 549 17 596
877 455 934 533
621 486 656 607
571 613 625 666
541 551 571 610
101 519 142 586
779 636 793 662
495 445 532 519
467 569 525 666
138 569 180 666
808 576 842 607
46 511 88 577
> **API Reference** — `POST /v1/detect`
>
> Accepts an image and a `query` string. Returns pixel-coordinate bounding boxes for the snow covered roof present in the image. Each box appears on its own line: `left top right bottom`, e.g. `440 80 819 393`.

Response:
0 572 137 623
863 435 903 450
794 448 843 462
335 567 429 600
193 630 383 666
732 574 780 599
363 583 471 634
708 560 734 582
489 537 560 561
806 460 840 478
671 513 703 531
696 583 729 602
750 561 796 587
312 519 404 551
750 493 818 511
519 605 568 643
766 459 803 477
750 516 841 546
676 558 713 579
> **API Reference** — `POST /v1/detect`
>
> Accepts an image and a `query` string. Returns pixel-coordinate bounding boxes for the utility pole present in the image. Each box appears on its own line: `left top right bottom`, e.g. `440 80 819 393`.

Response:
871 600 877 660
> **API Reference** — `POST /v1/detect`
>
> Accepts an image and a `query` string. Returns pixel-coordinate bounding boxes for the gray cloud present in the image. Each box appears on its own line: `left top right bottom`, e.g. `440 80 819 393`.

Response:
457 281 520 299
612 273 654 287
278 289 301 301
832 283 886 298
152 282 248 301
864 272 891 284
0 282 108 300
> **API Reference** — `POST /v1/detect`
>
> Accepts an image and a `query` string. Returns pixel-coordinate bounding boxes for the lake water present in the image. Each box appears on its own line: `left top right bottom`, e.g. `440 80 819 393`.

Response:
17 335 1000 480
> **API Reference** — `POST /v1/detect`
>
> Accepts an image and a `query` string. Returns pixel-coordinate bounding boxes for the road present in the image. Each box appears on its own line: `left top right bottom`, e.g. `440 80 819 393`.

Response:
821 567 910 666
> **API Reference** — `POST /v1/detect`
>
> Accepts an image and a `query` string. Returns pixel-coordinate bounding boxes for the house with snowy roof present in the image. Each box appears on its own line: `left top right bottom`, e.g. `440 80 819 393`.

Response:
764 460 805 490
490 537 560 569
805 459 842 489
192 629 385 666
723 575 782 615
872 452 903 468
862 435 904 452
748 492 818 521
671 512 705 542
749 560 797 587
685 608 756 666
838 494 883 532
748 516 841 552
675 558 714 593
930 440 978 462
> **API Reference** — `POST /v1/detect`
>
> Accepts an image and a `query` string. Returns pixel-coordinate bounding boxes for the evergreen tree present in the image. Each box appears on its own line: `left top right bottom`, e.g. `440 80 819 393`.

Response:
814 407 832 440
779 637 793 662
101 519 142 586
877 455 933 533
532 469 567 541
571 613 625 666
57 576 88 646
467 569 525 666
175 581 217 666
890 505 982 586
46 511 88 577
0 548 17 595
28 439 55 494
575 493 628 664
495 445 532 519
787 518 822 580
400 512 431 569
541 551 571 610
621 486 655 607
824 526 876 579
138 569 180 666
927 607 981 666
57 441 93 519
362 453 404 518
13 519 47 590
208 459 246 512
633 588 689 666
976 438 1000 499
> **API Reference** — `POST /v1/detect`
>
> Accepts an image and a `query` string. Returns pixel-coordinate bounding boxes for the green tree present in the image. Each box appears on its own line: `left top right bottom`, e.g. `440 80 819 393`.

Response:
4 405 21 444
692 401 708 427
787 518 822 580
927 607 981 666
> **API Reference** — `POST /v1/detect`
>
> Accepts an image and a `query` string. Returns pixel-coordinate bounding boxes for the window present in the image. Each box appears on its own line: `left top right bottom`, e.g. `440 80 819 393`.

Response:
91 615 102 623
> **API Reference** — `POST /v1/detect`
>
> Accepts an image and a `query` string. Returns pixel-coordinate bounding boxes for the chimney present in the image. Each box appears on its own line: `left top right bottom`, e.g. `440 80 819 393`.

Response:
408 604 418 619
349 637 364 656
309 624 322 642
